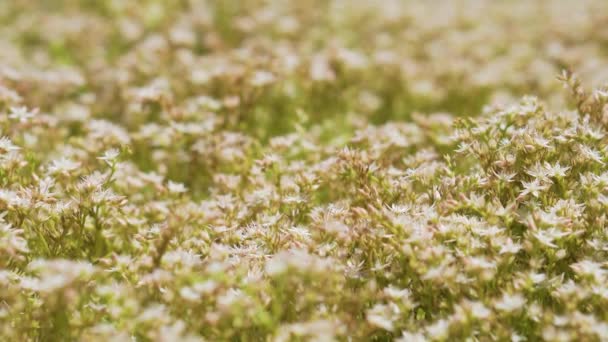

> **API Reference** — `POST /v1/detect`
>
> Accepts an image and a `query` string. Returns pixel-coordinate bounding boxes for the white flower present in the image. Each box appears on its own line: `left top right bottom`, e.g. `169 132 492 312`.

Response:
167 181 187 194
310 54 335 81
397 331 426 342
594 89 608 101
265 256 288 276
384 286 411 301
426 319 449 340
134 85 165 102
21 259 94 293
249 71 276 87
470 302 491 319
579 145 604 165
98 148 120 163
544 162 570 179
217 288 244 310
592 322 608 340
494 293 526 313
533 228 569 248
0 189 20 205
529 272 547 284
0 136 20 153
138 304 167 323
179 286 201 302
519 179 549 199
366 304 396 331
48 157 80 175
0 223 29 254
78 171 108 191
8 106 37 122
466 256 496 270
287 226 311 240
571 259 606 281
511 332 525 342
423 264 448 280
499 238 522 254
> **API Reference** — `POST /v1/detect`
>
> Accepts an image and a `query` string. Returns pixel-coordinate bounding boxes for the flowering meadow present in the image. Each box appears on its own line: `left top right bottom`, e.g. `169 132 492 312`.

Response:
3 1 608 341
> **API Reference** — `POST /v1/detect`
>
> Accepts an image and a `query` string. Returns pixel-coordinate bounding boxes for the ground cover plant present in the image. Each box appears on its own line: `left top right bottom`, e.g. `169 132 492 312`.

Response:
2 0 608 341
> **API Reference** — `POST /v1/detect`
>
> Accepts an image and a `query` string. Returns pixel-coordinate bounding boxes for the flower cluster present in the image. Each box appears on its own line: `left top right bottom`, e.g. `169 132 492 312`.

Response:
2 1 608 341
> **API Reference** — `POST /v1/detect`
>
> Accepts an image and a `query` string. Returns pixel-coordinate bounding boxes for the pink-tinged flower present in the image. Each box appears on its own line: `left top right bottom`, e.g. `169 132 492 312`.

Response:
8 106 37 122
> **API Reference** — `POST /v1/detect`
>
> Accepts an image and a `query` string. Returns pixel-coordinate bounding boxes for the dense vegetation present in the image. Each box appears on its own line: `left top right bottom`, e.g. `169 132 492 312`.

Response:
2 1 608 340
